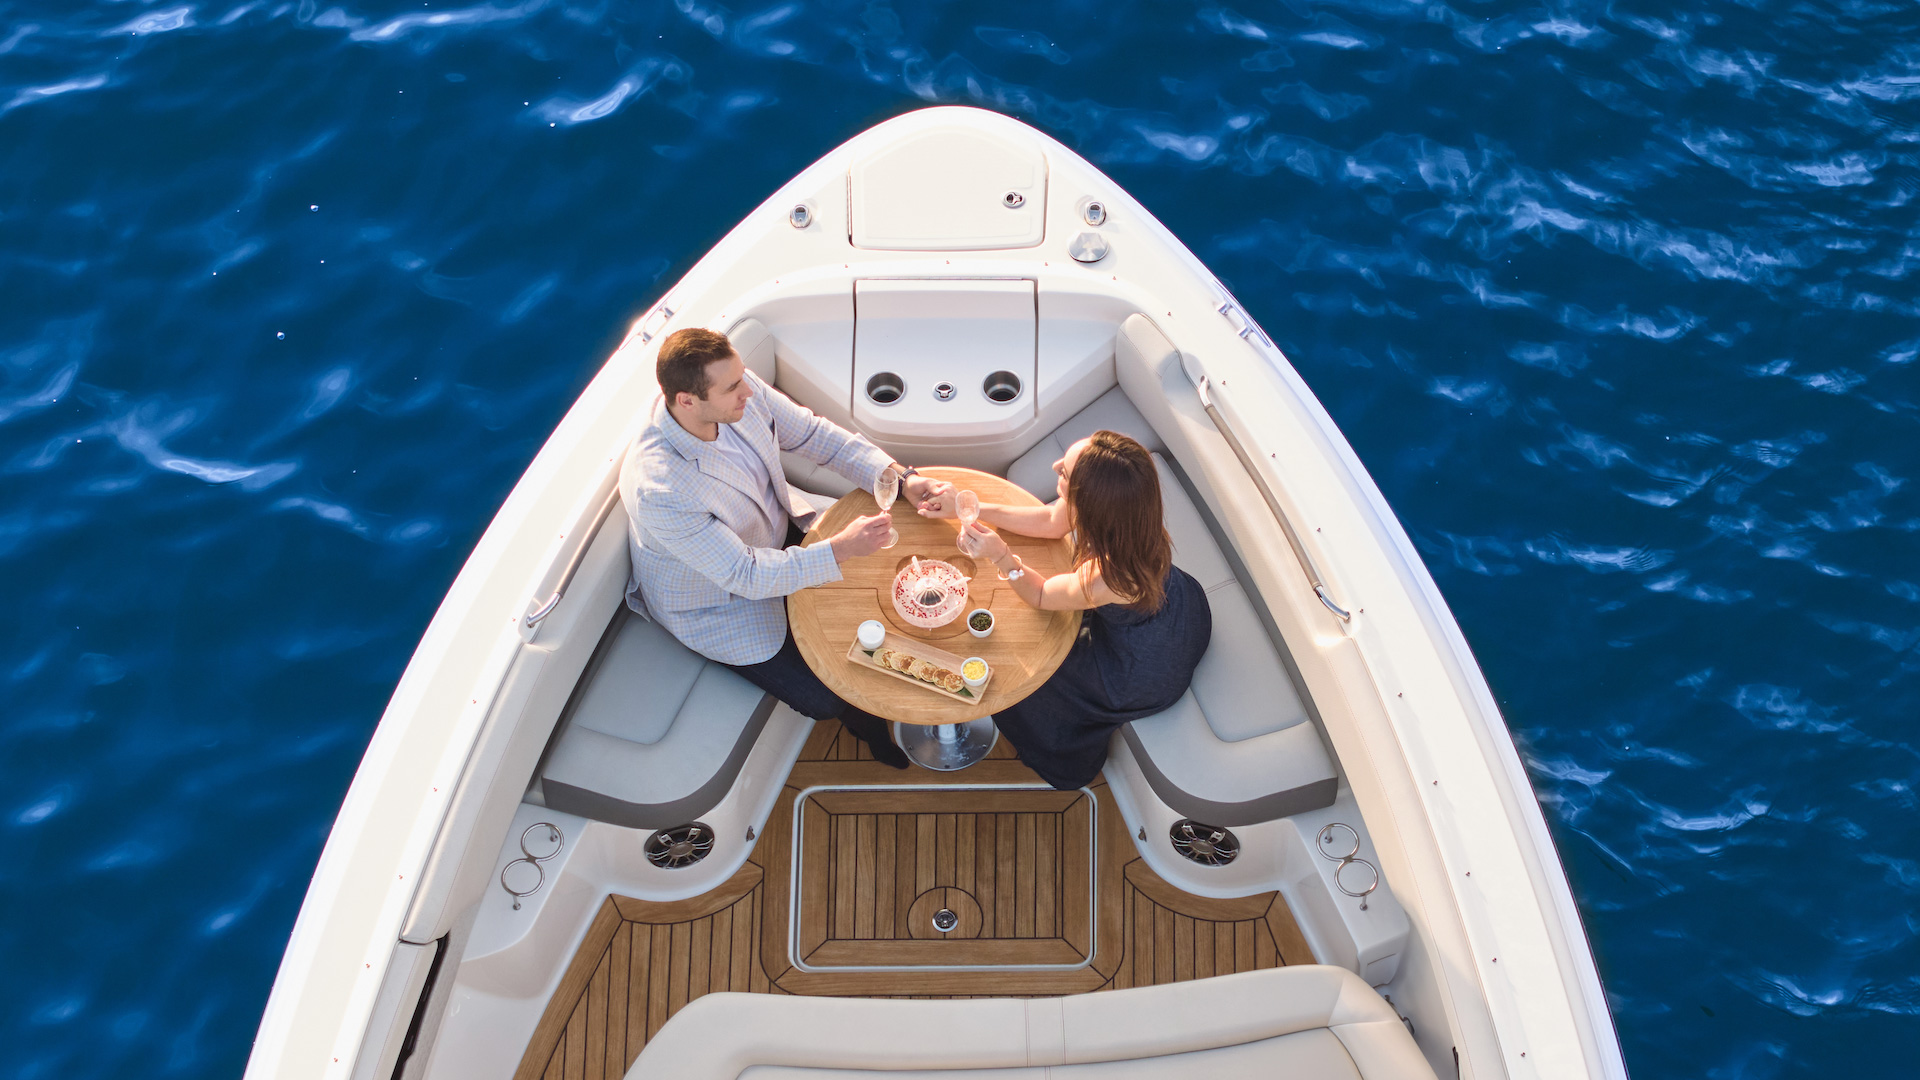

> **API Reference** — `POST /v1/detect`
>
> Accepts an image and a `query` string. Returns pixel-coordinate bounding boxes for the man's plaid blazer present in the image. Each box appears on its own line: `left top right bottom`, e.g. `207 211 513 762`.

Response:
619 370 892 665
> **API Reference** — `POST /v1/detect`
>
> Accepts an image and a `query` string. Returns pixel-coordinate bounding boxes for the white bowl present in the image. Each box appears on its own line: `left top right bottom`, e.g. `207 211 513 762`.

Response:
965 608 994 638
961 657 990 690
856 619 886 651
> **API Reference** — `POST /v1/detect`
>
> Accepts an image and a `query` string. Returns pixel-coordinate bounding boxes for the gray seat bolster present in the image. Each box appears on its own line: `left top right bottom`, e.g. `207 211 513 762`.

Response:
1121 715 1338 828
543 692 776 831
540 610 779 831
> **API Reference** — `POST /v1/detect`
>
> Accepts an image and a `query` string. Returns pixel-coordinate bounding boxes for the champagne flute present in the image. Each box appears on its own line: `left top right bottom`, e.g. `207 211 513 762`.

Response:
955 490 1005 580
873 467 900 549
952 491 1013 580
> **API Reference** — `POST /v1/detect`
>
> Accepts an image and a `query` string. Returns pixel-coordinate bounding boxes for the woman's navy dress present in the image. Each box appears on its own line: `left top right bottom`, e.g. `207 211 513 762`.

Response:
992 565 1212 790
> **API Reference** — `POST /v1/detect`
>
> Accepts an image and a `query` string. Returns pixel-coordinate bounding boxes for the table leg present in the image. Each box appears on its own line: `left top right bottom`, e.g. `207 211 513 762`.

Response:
894 718 998 772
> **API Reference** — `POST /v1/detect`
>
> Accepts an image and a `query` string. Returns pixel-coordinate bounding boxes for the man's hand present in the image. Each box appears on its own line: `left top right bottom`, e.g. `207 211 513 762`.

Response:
913 479 958 518
902 473 950 508
829 513 894 562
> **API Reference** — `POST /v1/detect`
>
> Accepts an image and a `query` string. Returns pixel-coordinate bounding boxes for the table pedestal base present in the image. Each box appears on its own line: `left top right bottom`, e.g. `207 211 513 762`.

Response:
894 718 998 772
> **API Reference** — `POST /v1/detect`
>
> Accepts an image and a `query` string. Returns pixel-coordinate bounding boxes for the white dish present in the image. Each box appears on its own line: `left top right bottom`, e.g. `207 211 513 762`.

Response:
965 608 994 638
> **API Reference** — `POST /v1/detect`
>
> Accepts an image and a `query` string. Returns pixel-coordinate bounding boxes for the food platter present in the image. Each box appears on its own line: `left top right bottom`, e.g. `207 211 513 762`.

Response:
846 629 992 703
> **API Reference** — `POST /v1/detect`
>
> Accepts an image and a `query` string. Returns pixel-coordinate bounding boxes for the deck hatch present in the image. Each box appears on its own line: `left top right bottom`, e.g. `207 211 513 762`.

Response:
788 784 1097 972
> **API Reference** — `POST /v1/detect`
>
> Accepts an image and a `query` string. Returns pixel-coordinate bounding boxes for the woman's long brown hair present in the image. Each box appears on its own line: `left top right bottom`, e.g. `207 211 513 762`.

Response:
1066 430 1171 612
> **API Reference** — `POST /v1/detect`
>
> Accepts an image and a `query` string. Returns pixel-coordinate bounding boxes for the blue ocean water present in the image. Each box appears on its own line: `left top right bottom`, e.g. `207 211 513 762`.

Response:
3 1 1916 1076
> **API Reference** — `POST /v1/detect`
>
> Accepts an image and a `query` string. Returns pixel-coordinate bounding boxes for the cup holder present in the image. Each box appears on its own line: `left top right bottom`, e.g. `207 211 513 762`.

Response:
982 371 1023 404
865 372 905 406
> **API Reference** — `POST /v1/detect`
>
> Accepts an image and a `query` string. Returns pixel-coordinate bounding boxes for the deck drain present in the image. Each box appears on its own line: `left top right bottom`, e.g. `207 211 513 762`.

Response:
645 822 714 869
1169 819 1239 867
931 908 959 933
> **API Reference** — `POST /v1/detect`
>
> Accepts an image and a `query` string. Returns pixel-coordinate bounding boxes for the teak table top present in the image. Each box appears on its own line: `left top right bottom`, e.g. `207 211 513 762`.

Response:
788 467 1081 725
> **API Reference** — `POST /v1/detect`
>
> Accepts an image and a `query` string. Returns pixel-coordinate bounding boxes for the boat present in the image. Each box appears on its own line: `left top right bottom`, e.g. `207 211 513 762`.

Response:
244 107 1627 1080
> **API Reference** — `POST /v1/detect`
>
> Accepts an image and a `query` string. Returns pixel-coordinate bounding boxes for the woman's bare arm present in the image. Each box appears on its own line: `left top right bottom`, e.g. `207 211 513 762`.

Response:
1018 563 1120 611
965 523 1119 611
976 499 1070 539
919 490 1070 538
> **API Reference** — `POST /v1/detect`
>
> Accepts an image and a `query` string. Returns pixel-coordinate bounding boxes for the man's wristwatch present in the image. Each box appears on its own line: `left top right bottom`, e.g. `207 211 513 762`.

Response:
894 464 921 482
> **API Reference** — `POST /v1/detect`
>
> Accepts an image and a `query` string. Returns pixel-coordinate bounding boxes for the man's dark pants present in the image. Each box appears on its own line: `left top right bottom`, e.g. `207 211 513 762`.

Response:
720 522 903 763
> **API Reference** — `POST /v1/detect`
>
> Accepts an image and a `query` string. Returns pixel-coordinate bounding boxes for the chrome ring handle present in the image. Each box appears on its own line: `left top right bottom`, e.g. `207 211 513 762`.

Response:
501 858 544 911
1316 822 1360 861
1335 857 1381 910
521 821 564 860
501 822 564 910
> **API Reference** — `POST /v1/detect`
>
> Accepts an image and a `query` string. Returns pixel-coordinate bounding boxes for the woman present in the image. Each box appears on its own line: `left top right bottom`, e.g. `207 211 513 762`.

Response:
924 430 1212 790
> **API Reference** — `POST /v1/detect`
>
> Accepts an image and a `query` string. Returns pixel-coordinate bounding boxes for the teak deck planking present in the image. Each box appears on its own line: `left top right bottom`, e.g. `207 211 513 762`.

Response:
514 722 1313 1080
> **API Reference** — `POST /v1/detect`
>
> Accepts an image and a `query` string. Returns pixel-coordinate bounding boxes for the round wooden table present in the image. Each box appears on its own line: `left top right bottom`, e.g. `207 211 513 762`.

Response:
788 467 1082 770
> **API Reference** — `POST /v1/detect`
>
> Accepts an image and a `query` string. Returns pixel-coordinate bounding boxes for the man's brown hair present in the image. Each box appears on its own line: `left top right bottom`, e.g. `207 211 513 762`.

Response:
1066 430 1172 612
657 328 737 402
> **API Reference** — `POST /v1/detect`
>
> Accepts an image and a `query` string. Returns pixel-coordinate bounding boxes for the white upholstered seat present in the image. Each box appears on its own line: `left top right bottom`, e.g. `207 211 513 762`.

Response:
1004 394 1338 827
539 611 775 831
625 965 1438 1079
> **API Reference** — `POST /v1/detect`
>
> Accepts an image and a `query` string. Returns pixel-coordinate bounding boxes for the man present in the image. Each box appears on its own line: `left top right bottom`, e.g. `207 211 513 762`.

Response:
620 327 946 767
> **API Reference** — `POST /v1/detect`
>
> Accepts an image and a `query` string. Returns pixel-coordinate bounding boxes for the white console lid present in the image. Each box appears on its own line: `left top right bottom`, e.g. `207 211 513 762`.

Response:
849 127 1047 250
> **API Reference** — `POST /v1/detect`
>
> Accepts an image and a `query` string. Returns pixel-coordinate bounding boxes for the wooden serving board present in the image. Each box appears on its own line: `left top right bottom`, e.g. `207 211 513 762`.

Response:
845 630 993 704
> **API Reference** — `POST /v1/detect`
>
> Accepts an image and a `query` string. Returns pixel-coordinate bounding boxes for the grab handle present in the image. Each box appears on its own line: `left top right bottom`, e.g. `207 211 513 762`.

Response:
1181 354 1351 623
525 489 623 628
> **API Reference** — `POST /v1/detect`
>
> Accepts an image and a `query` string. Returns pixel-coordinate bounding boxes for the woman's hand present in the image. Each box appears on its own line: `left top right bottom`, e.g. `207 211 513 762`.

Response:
958 521 1010 563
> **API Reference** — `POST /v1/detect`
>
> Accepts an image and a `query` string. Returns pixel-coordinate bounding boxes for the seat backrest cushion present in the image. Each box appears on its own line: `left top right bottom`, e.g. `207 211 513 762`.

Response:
1153 456 1309 742
782 453 858 499
1191 582 1311 742
1152 456 1234 593
1006 386 1166 500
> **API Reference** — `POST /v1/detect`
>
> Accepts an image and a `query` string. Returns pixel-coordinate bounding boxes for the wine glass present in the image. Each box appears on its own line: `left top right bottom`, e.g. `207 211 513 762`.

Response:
873 467 900 549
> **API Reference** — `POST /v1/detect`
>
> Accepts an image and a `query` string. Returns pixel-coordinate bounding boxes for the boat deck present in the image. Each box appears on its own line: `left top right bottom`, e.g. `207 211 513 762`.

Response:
514 722 1313 1080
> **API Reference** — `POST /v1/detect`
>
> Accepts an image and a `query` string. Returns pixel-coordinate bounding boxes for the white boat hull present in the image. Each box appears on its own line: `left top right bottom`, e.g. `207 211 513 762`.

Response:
246 107 1623 1080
